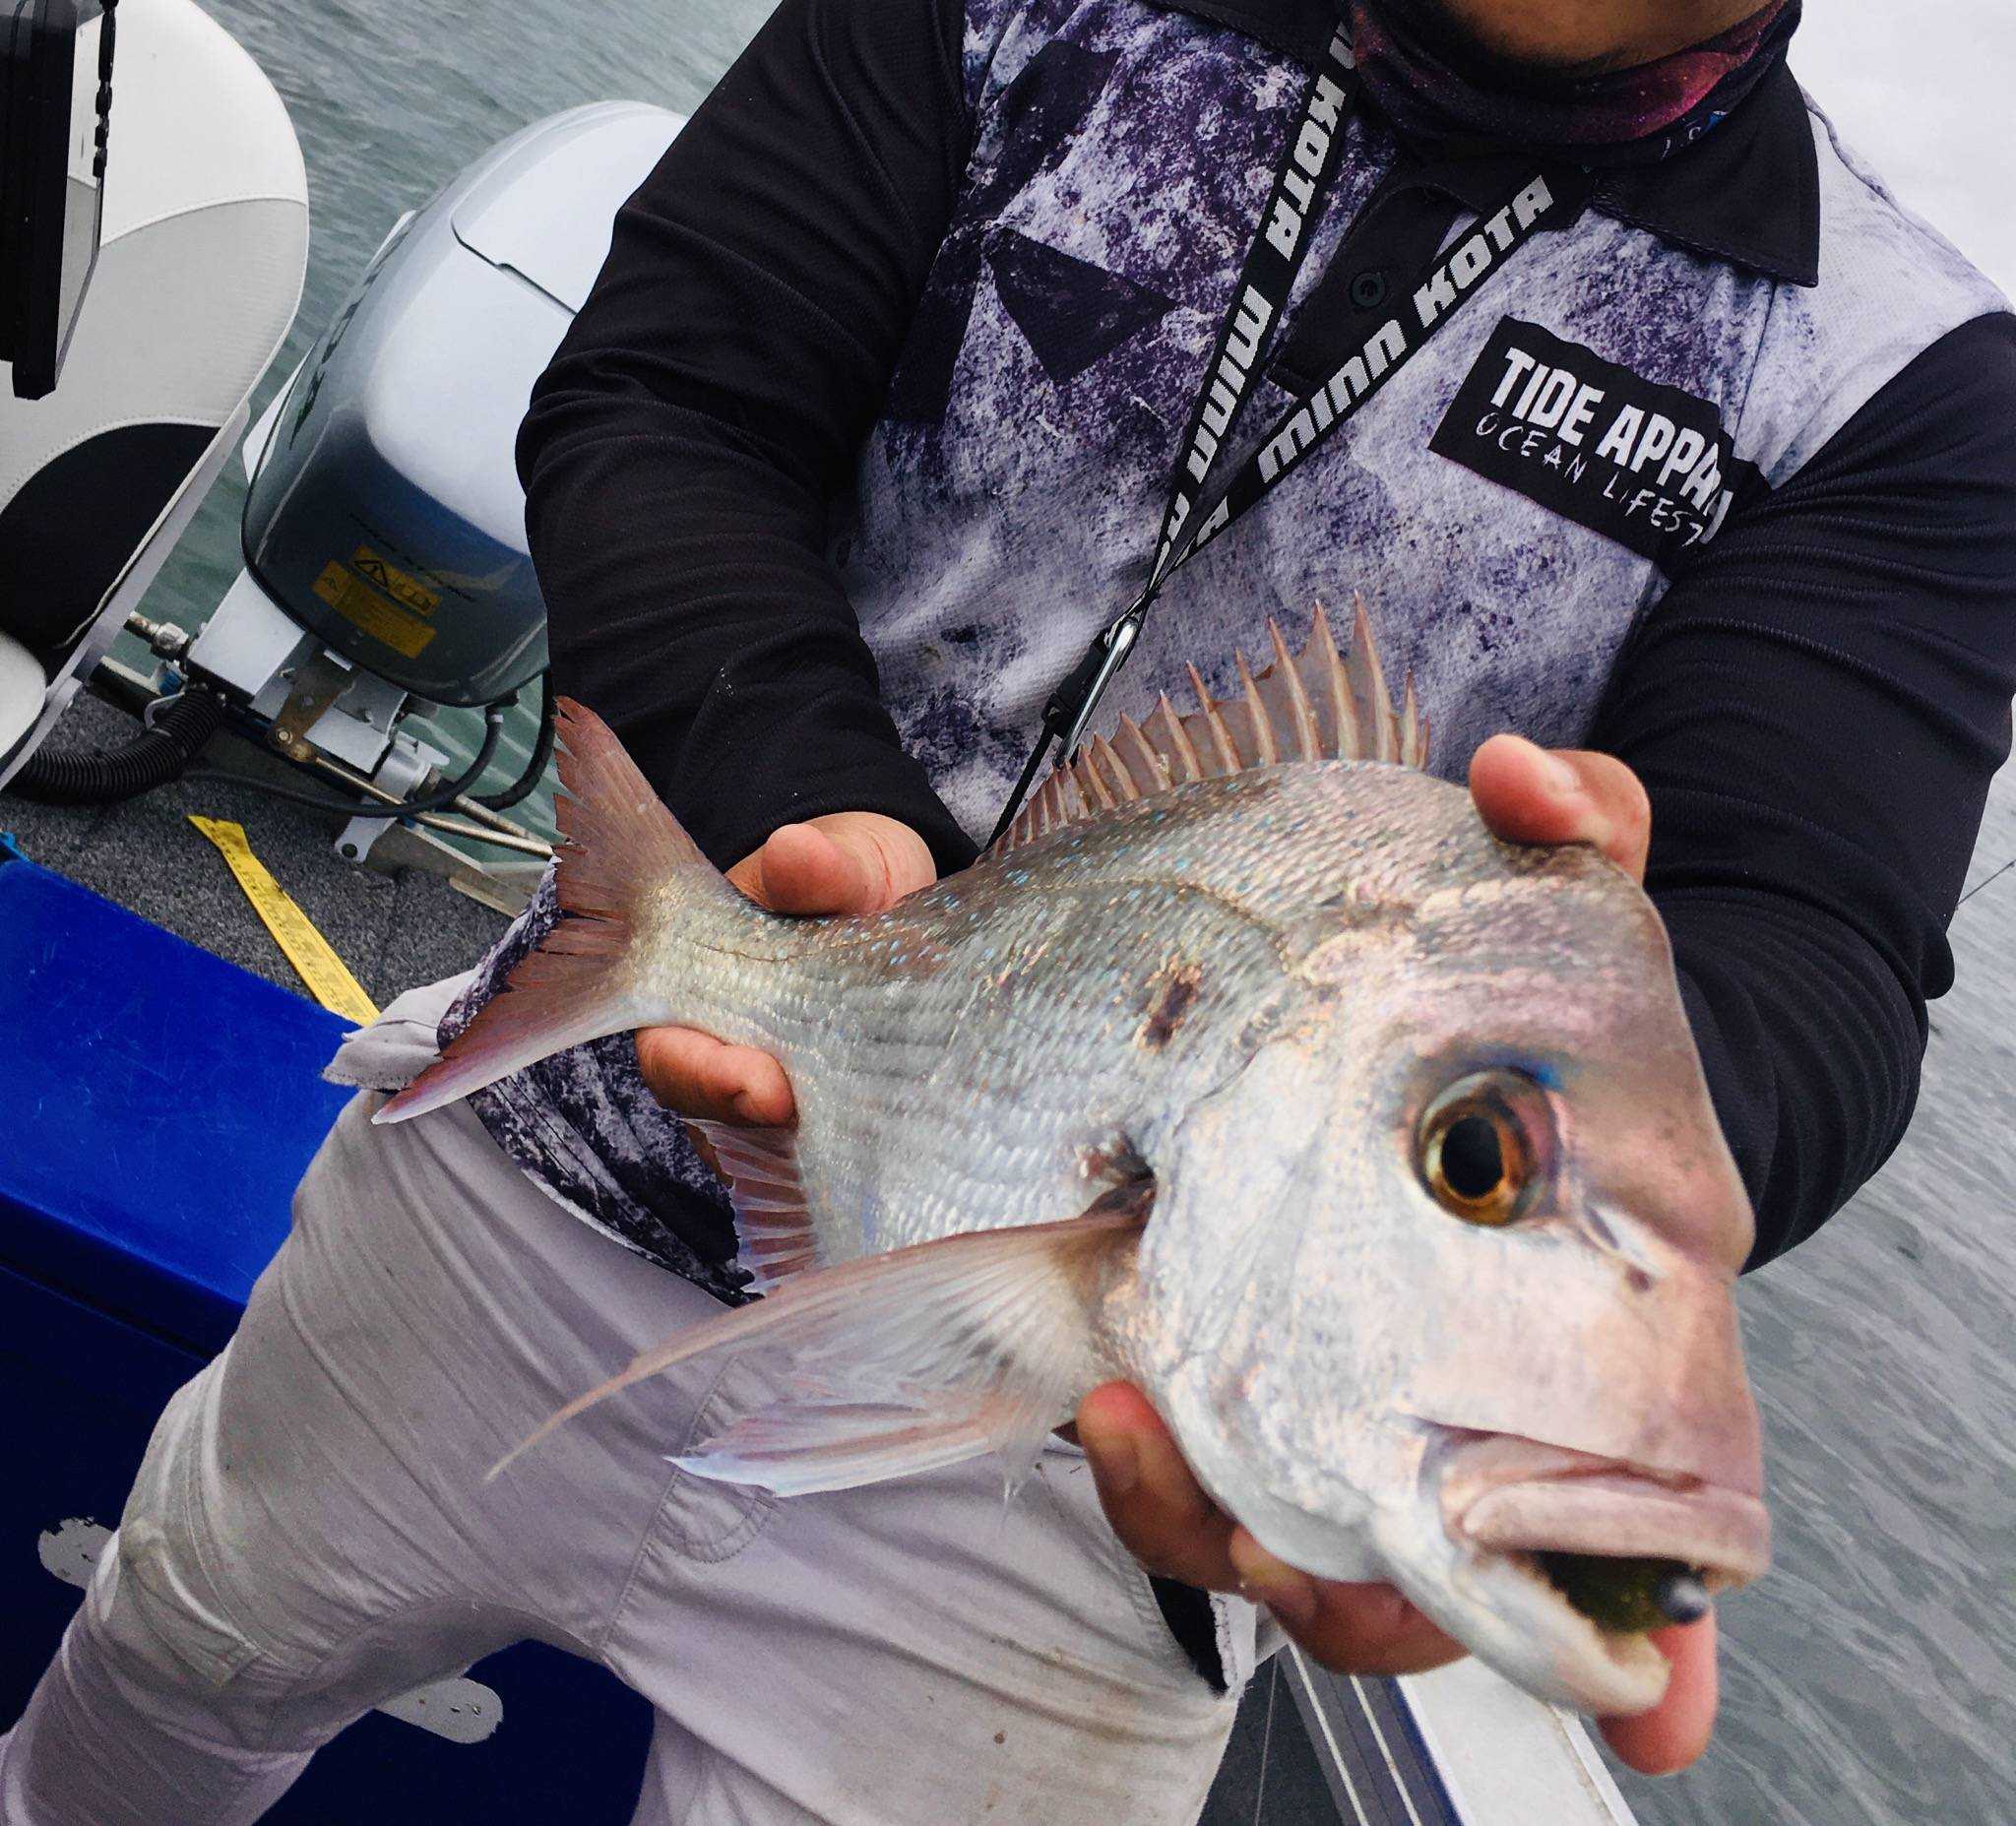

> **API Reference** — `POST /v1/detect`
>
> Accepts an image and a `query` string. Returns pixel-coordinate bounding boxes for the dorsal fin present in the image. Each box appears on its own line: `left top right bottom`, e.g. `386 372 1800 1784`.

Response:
999 598 1429 853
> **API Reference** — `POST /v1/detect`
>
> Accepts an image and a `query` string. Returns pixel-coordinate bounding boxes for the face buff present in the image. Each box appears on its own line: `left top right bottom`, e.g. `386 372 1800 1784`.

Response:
1351 0 1802 165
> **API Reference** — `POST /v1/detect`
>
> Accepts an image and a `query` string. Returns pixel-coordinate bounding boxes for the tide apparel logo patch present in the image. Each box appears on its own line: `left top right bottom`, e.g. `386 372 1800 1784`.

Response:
1431 319 1765 569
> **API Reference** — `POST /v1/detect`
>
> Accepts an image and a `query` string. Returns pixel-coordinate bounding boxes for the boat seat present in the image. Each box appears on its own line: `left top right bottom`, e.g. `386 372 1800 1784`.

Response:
0 0 308 784
0 844 356 1350
0 634 40 763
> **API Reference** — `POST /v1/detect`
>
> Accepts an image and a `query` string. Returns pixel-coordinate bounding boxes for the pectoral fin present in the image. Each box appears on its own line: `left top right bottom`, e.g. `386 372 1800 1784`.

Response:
684 1118 821 1291
489 1193 1149 1497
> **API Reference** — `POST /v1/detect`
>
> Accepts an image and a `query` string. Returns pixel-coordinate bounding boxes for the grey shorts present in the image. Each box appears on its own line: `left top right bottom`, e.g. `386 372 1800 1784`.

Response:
0 978 1252 1826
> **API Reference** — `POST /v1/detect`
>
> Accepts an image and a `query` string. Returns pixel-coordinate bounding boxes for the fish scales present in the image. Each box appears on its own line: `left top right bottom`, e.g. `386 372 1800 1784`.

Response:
381 605 1768 1720
700 789 1252 1228
774 792 1313 1259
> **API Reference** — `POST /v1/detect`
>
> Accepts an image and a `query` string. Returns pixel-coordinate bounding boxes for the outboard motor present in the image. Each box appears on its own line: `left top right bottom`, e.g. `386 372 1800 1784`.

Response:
182 100 681 864
4 26 679 882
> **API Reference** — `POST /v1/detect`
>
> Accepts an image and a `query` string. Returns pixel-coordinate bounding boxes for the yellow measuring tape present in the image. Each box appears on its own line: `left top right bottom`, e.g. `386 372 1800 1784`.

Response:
188 816 381 1025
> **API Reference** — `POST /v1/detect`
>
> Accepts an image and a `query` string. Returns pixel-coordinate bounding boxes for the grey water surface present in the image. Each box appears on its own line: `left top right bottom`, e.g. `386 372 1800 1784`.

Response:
151 4 2016 1821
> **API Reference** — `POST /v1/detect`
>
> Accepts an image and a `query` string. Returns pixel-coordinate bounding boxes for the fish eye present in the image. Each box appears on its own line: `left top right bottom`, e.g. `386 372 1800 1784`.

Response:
1417 1072 1550 1227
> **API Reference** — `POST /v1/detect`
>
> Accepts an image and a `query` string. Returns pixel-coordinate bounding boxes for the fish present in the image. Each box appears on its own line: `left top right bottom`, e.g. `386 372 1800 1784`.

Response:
379 600 1768 1717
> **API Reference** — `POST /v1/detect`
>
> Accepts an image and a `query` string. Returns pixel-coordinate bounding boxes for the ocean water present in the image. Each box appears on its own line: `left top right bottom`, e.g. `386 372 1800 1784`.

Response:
151 3 2016 1821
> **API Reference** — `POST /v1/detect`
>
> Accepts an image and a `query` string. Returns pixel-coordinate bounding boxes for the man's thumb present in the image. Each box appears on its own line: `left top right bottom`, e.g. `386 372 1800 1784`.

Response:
748 815 933 916
756 823 872 914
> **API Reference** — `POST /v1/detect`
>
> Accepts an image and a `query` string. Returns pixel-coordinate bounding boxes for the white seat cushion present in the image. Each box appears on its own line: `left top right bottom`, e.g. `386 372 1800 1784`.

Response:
0 632 46 763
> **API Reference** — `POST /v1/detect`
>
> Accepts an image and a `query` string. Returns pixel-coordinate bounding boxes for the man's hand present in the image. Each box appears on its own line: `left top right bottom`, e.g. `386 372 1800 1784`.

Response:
634 811 935 1124
1077 735 1716 1778
1076 1386 1716 1776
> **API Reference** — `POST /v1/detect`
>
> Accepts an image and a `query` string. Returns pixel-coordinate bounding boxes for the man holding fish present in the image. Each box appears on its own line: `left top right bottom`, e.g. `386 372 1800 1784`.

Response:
6 0 2014 1822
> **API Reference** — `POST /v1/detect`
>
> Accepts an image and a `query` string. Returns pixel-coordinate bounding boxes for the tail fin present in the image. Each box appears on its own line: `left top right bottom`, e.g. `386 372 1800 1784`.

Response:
376 700 738 1124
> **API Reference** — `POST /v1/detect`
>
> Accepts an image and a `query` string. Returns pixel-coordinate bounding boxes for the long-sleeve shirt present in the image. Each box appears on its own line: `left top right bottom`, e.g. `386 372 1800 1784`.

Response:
442 0 2016 1301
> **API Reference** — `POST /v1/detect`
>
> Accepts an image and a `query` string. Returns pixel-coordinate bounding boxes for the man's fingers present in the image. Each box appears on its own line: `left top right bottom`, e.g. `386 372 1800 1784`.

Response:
1228 1531 1467 1676
1599 1613 1719 1776
1079 1383 1469 1680
1469 733 1652 884
1077 1382 1239 1591
635 1024 796 1126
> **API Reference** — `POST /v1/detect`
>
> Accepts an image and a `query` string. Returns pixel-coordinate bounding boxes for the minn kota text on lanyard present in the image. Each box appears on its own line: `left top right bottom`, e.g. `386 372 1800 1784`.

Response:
987 26 1594 848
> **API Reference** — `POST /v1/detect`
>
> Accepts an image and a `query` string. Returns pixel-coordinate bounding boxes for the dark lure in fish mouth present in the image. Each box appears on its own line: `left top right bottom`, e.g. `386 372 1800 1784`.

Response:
1533 1552 1712 1633
1430 1428 1766 1655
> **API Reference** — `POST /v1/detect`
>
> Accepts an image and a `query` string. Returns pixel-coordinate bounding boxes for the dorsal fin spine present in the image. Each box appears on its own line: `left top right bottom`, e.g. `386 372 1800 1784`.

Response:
1187 663 1241 775
1270 618 1322 763
1038 774 1066 836
1237 650 1280 766
1118 715 1173 792
1313 601 1363 758
995 603 1428 853
1078 746 1118 811
1154 694 1206 783
1351 595 1397 765
1093 734 1142 802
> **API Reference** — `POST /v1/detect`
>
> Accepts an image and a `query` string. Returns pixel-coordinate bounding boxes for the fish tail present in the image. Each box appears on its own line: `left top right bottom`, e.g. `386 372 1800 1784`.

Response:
376 699 745 1124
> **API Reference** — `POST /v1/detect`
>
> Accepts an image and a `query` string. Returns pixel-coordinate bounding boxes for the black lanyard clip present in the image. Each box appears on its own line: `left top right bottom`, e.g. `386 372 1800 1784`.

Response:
987 598 1149 850
1052 600 1147 761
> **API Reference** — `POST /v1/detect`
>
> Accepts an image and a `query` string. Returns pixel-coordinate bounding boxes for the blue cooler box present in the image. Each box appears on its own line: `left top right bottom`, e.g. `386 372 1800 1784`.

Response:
0 846 655 1820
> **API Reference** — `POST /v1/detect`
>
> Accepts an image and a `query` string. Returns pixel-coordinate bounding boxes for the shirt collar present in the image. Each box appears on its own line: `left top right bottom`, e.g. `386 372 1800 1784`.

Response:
1141 0 1822 288
1590 61 1820 288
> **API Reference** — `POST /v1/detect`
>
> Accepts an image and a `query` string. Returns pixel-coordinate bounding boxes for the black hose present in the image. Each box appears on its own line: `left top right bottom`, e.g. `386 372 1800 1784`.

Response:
477 670 554 811
8 686 226 805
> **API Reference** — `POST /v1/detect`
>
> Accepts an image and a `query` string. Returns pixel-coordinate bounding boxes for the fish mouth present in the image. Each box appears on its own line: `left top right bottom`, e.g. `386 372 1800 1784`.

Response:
1434 1431 1769 1694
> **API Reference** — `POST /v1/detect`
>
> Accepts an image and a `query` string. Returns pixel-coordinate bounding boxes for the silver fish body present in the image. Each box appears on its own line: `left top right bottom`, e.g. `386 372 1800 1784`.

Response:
384 609 1767 1717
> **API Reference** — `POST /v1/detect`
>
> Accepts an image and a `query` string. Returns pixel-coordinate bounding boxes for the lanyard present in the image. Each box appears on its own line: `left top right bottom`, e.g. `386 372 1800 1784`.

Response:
985 29 1592 849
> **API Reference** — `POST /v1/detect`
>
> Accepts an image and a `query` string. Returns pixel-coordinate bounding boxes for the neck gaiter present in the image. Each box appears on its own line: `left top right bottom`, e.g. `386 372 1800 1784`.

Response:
1351 1 1800 164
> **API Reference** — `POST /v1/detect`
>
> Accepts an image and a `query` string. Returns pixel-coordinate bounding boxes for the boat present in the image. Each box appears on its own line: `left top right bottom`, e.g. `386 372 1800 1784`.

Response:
0 3 1644 1818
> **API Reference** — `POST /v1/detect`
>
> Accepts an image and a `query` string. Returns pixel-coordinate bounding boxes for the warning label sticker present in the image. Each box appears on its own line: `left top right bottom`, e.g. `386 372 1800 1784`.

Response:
348 547 440 618
312 545 440 660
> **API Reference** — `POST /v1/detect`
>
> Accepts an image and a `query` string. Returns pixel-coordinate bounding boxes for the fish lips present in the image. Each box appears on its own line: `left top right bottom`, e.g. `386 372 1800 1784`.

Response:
1439 1433 1770 1591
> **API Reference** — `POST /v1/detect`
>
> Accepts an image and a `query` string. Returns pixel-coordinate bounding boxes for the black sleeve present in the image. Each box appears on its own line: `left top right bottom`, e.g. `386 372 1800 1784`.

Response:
516 0 981 876
1589 313 2016 1271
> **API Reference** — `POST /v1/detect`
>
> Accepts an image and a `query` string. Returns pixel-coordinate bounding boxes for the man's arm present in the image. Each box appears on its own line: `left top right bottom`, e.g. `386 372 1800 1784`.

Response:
1589 310 2016 1268
518 0 979 879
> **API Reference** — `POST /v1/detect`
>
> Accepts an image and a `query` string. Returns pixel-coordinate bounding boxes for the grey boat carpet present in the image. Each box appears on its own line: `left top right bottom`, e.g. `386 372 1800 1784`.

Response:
3 693 508 1008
